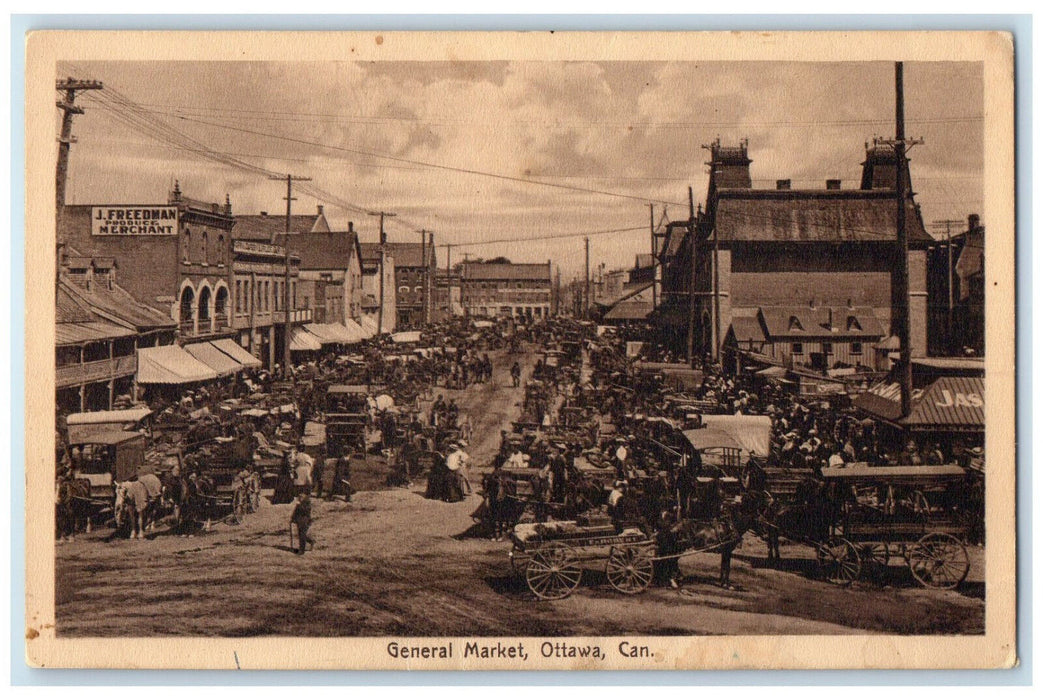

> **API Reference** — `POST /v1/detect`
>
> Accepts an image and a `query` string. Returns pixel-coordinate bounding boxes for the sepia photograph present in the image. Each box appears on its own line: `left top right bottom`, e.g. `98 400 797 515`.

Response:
23 30 1016 670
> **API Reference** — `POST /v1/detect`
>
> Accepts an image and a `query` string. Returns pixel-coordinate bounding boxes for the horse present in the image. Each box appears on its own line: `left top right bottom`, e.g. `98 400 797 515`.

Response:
476 470 525 540
55 474 92 540
114 473 164 539
747 476 841 566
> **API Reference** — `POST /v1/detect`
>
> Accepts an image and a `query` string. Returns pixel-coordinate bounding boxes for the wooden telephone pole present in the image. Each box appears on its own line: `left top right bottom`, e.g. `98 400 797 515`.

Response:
55 78 102 276
932 218 964 353
584 237 591 319
369 210 396 333
417 229 435 323
269 173 311 379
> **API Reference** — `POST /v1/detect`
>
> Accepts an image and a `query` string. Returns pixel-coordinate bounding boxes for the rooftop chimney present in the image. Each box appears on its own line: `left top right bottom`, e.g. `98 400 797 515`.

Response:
826 179 842 190
776 179 791 190
260 211 268 217
317 205 324 216
968 213 981 231
348 221 355 233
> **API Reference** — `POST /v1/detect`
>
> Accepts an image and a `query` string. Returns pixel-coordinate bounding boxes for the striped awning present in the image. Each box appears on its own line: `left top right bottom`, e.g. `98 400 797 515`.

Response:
137 345 219 384
211 338 262 369
289 328 323 352
184 342 243 377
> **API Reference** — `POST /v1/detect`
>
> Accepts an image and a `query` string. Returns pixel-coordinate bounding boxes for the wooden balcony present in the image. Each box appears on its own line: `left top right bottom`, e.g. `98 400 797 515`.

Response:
56 354 137 388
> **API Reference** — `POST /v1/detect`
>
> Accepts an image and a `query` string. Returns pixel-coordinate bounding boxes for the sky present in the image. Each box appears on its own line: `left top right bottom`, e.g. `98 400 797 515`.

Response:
57 60 983 279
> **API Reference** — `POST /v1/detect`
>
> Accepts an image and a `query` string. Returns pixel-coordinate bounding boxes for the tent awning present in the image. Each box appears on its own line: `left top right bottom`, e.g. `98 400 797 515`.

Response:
359 316 379 337
211 338 262 369
289 328 323 352
137 345 219 384
305 323 361 345
66 407 152 426
184 342 243 377
689 414 773 457
391 330 422 344
343 319 367 342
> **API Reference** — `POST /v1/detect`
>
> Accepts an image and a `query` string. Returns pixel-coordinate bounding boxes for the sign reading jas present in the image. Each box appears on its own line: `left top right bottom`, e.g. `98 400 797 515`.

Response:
91 206 178 235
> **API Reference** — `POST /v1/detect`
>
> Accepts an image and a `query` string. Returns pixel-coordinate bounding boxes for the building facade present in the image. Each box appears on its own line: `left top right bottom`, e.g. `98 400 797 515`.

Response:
359 243 397 334
659 140 932 368
383 241 437 329
460 261 553 319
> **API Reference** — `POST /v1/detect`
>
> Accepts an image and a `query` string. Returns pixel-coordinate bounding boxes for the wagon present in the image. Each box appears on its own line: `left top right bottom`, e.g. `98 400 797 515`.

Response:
819 464 974 589
64 430 149 525
184 439 259 526
509 520 656 600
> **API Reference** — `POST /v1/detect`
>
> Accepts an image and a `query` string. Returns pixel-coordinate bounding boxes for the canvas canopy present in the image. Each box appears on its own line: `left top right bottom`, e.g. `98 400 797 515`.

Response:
66 407 153 444
684 414 773 457
391 330 422 344
289 328 323 352
184 341 243 376
211 338 262 368
137 345 219 385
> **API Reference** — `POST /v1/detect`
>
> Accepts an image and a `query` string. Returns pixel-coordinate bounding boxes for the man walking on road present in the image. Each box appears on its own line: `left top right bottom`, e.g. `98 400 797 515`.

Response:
290 491 315 555
510 362 521 388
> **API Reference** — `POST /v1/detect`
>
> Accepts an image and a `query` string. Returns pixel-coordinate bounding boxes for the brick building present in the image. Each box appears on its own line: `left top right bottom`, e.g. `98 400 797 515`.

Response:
359 243 397 334
926 214 985 356
658 140 932 368
382 241 437 329
460 261 553 319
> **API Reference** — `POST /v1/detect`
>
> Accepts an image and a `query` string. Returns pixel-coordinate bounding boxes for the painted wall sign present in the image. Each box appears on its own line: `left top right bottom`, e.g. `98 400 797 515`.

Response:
91 206 178 235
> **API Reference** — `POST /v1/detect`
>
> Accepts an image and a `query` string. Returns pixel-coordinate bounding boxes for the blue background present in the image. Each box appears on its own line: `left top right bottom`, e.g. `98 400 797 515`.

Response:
9 13 1033 686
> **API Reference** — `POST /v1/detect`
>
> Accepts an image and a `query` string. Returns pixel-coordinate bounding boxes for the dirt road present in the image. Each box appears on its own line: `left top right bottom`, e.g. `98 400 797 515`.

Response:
54 348 985 637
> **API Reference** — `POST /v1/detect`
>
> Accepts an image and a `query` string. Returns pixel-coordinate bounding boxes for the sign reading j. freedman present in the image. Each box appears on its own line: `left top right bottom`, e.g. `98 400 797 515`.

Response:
91 206 179 235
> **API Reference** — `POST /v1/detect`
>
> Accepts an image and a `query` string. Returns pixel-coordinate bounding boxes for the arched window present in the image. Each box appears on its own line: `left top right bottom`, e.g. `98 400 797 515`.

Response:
201 231 209 264
216 234 225 265
182 229 191 262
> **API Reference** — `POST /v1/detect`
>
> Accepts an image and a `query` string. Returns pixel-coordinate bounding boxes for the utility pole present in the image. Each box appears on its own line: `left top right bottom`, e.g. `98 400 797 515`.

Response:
686 186 698 367
584 237 590 319
55 78 102 277
368 210 396 333
269 173 311 380
932 219 964 354
893 62 913 417
418 229 428 324
445 243 452 315
649 203 657 310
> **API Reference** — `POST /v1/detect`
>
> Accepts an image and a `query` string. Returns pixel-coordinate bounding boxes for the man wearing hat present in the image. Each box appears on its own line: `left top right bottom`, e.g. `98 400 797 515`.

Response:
548 443 569 504
290 491 315 555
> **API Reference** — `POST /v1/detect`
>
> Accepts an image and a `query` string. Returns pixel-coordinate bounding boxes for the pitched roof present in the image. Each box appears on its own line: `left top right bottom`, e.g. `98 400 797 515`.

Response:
234 213 327 241
729 316 766 344
713 190 932 245
289 231 361 271
60 276 175 332
603 300 653 321
383 241 436 269
854 376 984 429
462 262 550 281
758 305 885 339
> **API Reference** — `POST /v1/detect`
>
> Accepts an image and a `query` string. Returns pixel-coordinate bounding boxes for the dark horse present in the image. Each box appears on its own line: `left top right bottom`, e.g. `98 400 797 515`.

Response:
474 470 525 540
55 474 93 541
743 467 842 567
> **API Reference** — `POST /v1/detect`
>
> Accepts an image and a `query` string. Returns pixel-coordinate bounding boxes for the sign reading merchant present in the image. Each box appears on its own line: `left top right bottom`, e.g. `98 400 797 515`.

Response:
91 206 179 236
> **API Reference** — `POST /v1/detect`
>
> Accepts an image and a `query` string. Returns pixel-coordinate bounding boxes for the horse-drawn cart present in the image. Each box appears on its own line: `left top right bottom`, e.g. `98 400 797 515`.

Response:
509 521 655 600
818 464 974 589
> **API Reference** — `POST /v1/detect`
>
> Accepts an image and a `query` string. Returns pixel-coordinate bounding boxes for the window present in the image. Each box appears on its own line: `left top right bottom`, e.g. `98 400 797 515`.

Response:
201 231 208 264
847 316 862 331
822 342 833 355
274 282 280 311
851 342 863 355
216 235 225 265
399 285 410 295
788 315 803 332
791 342 803 355
182 229 191 262
235 280 241 313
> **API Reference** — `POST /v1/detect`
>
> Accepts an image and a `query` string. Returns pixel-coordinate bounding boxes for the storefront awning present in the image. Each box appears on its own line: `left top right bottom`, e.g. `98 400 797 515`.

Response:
343 319 368 342
211 338 262 369
391 330 422 344
359 316 379 337
289 328 323 352
184 342 244 377
305 323 361 345
853 376 984 431
137 345 219 384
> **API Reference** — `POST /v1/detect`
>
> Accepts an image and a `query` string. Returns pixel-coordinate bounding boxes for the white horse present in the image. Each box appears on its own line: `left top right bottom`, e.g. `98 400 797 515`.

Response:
114 473 163 539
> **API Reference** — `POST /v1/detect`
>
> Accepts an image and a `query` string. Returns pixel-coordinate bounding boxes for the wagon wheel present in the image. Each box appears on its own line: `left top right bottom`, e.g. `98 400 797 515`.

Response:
859 542 891 572
525 544 582 600
509 546 531 574
816 538 862 586
230 487 247 525
606 544 655 595
908 533 969 589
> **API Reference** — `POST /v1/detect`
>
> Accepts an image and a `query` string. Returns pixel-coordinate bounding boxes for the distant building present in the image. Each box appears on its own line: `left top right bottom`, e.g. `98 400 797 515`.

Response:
288 218 364 327
658 140 932 369
460 261 553 319
383 241 437 329
433 267 463 319
927 214 985 356
359 243 397 334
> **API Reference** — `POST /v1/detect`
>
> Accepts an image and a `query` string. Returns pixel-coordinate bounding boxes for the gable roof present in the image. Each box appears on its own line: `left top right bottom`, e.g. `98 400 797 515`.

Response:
712 190 932 245
60 275 175 332
289 231 361 271
234 212 328 241
383 241 436 269
758 305 885 339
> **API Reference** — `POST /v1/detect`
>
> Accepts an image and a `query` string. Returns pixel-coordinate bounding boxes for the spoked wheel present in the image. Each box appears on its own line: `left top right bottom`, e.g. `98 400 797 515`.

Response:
908 533 970 589
509 546 531 574
859 542 892 572
606 544 655 595
817 538 862 586
231 488 247 525
525 545 582 600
